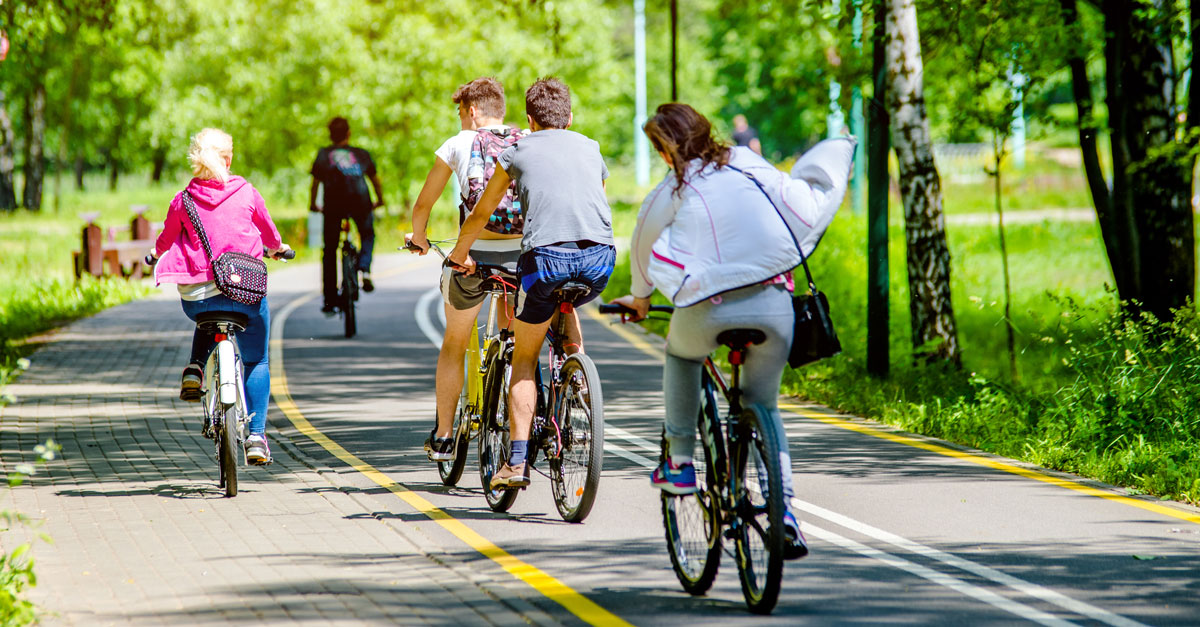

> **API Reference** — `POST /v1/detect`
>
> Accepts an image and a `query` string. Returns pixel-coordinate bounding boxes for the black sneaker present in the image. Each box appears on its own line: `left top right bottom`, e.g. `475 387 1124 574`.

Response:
782 511 809 560
180 363 203 402
424 429 455 462
320 303 337 318
361 273 374 293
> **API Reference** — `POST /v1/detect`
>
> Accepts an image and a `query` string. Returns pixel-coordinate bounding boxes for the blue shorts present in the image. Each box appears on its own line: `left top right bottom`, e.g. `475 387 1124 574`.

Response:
515 244 616 324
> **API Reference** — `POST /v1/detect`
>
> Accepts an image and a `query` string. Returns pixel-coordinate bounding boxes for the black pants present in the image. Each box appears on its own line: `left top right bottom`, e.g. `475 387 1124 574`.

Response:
322 209 375 306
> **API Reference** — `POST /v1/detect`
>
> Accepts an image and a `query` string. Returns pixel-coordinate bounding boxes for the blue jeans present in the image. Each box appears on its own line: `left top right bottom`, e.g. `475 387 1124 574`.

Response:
181 295 270 435
322 209 374 307
515 244 616 324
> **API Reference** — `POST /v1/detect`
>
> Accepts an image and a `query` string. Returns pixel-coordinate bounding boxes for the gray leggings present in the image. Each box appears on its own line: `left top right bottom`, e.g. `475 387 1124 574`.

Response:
664 284 795 497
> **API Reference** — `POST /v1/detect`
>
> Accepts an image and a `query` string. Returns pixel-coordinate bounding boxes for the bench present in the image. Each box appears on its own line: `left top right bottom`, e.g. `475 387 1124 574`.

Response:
73 206 163 280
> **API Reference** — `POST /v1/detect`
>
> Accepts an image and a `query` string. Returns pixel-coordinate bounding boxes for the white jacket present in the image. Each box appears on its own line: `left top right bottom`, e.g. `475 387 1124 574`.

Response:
630 138 856 307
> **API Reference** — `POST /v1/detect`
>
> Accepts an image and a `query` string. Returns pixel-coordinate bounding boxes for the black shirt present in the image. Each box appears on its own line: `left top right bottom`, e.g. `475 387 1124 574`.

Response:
311 145 376 214
732 127 759 148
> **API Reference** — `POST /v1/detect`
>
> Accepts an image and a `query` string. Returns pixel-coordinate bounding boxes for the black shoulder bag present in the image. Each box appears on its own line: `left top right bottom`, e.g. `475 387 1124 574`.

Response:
181 191 269 306
727 166 841 368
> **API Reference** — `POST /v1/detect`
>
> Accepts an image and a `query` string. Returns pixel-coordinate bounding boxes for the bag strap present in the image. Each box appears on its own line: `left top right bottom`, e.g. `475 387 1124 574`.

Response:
180 190 216 264
725 164 818 293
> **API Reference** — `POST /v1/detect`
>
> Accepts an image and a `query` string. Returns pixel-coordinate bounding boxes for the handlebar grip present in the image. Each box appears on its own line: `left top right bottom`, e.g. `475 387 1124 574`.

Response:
144 254 158 267
277 249 296 260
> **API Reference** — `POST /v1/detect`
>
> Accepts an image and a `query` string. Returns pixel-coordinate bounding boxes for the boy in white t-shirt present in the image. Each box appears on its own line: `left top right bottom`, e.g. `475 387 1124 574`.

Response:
406 77 526 462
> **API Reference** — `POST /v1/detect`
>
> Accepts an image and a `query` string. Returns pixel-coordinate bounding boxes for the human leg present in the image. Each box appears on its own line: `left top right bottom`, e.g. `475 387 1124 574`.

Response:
322 210 342 308
235 296 271 436
353 209 375 273
434 301 484 437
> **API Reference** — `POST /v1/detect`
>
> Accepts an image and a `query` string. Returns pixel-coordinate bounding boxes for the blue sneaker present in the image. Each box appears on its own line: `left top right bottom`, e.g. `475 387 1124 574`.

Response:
782 511 809 560
651 460 698 495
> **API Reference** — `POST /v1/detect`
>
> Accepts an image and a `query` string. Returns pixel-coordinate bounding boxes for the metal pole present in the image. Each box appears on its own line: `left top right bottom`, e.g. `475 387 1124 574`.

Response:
634 0 650 185
670 0 678 101
867 0 889 377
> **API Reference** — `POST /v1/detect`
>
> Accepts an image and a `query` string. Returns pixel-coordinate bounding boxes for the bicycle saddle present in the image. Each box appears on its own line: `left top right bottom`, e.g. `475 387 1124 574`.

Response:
716 328 766 349
554 281 592 305
195 311 250 333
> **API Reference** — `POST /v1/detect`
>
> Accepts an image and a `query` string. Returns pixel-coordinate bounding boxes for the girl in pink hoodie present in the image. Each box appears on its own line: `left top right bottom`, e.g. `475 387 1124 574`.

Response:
152 128 291 465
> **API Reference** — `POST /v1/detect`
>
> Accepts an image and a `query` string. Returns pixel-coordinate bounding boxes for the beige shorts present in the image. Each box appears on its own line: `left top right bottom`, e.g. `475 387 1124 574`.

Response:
439 239 522 311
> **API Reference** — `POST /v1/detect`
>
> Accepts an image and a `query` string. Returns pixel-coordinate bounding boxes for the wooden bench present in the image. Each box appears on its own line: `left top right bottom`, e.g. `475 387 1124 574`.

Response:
73 206 163 279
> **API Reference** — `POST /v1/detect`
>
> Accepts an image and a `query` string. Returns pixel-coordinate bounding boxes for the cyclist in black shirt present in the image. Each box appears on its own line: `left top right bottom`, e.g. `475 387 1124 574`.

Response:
310 117 386 314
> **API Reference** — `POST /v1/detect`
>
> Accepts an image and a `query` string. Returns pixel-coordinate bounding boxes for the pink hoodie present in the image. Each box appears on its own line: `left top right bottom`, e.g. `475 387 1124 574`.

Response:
153 176 283 285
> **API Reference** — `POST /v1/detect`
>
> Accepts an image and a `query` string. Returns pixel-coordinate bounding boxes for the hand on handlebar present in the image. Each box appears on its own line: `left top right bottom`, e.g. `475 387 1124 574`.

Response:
268 244 296 261
446 245 476 275
404 232 429 256
609 294 651 322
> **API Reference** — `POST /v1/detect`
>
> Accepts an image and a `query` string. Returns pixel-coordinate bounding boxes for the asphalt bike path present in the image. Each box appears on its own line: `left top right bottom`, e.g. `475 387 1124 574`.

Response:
1 252 1197 624
276 254 1200 626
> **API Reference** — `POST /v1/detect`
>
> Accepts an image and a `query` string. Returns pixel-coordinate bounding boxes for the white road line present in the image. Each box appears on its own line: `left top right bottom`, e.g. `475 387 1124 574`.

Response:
603 440 657 467
804 523 1078 627
415 288 444 346
604 425 660 454
791 499 1148 627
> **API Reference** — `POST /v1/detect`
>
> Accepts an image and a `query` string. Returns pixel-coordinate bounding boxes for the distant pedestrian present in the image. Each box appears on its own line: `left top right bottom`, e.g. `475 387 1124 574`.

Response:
732 113 763 156
309 117 386 315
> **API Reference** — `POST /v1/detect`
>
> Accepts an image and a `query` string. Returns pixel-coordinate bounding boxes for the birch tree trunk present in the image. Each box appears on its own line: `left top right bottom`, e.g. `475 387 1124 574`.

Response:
886 0 960 363
22 84 46 211
0 90 16 212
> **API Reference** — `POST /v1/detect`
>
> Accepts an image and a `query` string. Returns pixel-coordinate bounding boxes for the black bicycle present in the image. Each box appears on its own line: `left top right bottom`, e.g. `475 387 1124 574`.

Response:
601 303 790 614
479 275 605 523
338 219 360 338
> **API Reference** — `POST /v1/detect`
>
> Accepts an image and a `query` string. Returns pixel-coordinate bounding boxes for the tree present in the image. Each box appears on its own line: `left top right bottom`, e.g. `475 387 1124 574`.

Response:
1062 0 1194 320
886 0 960 363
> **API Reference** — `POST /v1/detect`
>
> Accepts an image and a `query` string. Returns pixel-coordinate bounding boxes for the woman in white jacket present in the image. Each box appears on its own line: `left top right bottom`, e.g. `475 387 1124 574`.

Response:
612 103 854 560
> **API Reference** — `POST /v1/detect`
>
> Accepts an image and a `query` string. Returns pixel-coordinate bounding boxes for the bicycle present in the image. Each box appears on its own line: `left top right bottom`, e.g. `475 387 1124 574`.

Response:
403 240 515 487
147 248 294 498
600 302 790 614
338 219 360 338
480 278 605 523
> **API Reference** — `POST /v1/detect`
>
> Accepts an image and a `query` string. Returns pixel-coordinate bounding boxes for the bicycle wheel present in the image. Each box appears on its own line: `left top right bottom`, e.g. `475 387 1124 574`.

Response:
732 405 786 614
341 248 358 338
549 353 604 523
478 346 518 512
218 406 238 497
662 372 724 594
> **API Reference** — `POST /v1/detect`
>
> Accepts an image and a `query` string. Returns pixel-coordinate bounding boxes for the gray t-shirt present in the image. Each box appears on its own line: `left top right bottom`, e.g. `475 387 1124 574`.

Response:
496 129 614 251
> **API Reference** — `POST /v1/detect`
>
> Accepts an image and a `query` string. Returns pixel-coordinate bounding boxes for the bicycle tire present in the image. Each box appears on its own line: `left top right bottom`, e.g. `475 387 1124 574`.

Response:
549 353 604 523
662 372 724 594
342 246 358 338
219 406 238 497
478 345 518 512
437 402 470 486
732 405 786 614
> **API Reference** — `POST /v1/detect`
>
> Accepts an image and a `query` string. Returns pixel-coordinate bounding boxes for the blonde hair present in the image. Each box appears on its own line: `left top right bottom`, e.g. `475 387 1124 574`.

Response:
188 128 233 184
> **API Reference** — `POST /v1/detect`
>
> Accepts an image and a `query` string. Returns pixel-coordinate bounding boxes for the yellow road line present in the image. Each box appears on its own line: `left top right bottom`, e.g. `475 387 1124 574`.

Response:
587 306 1200 527
270 262 632 627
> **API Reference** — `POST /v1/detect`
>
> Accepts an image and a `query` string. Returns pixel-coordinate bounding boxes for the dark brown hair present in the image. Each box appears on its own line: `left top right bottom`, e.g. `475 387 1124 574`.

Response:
452 77 506 119
525 77 572 129
643 103 730 193
328 117 350 143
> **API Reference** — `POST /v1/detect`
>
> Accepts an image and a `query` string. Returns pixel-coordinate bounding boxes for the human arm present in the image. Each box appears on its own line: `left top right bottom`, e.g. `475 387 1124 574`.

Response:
628 178 680 299
369 173 385 209
447 165 511 272
250 188 284 252
309 177 321 213
152 194 185 258
405 157 453 255
749 137 762 156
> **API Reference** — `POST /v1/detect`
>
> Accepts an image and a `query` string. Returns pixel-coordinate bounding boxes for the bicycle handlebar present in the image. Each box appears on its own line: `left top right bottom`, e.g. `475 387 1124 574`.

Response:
144 247 295 267
597 303 675 315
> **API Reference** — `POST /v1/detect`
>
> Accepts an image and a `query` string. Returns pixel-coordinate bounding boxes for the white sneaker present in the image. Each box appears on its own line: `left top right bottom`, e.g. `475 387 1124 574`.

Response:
245 434 272 465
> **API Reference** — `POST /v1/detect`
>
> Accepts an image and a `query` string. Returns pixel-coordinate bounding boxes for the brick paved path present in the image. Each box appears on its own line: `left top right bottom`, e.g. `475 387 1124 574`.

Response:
0 260 562 626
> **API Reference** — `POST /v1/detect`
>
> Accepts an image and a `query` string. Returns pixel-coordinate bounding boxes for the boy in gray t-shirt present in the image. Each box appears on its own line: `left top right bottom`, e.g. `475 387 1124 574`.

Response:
449 77 615 489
